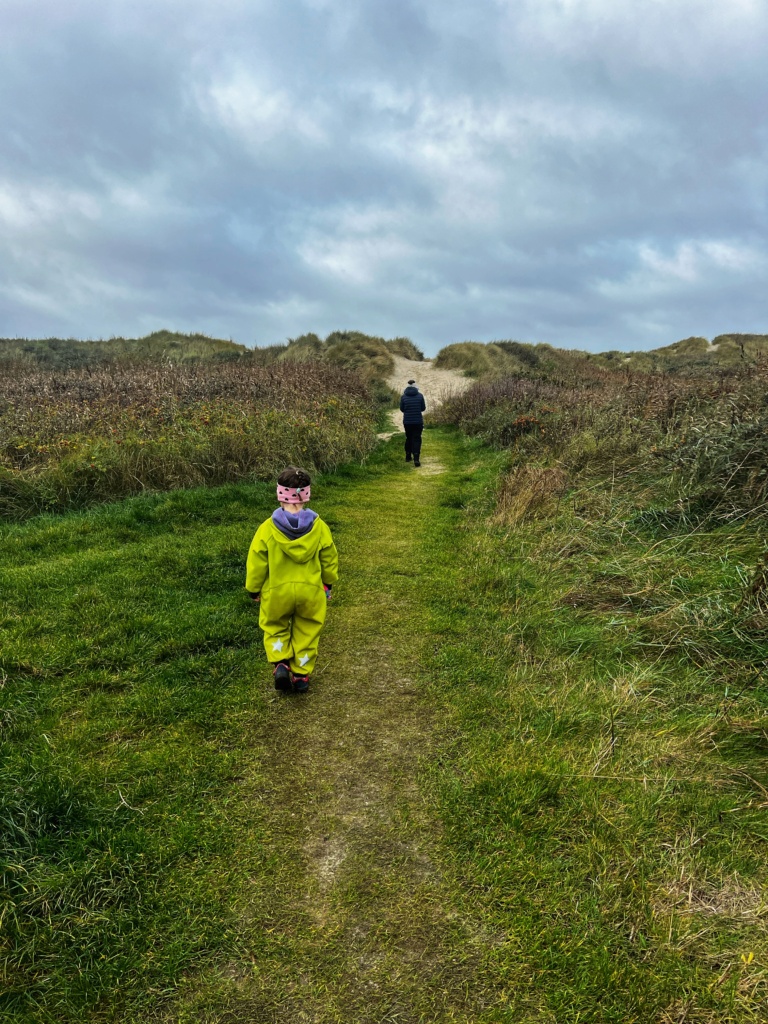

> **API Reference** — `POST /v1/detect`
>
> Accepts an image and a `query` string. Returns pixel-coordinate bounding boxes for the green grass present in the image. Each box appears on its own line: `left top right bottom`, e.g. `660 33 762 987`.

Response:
432 336 768 379
424 448 768 1022
0 331 249 368
2 428 767 1022
1 435 494 1021
1 481 277 1019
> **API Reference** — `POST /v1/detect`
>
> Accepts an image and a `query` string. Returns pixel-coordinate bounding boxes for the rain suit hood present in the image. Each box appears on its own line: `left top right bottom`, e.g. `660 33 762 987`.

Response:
245 512 339 595
266 515 322 564
271 507 317 542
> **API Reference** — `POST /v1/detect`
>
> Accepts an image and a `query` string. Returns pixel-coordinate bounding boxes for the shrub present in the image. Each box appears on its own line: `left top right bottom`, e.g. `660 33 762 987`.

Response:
263 330 398 385
323 333 395 382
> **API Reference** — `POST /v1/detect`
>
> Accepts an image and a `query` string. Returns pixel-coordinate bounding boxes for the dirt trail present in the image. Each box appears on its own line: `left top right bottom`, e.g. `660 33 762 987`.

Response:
236 431 486 1022
380 355 472 437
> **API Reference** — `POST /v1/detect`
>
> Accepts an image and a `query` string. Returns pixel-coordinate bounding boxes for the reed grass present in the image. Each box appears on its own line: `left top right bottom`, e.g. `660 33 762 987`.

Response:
0 361 377 519
434 363 768 520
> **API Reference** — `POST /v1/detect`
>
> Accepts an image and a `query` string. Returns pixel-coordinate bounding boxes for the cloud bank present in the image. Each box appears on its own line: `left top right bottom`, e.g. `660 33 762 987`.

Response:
1 0 767 353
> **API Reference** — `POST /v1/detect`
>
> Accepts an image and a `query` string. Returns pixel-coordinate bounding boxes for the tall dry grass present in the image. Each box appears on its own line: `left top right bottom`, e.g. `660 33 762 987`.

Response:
0 361 377 518
434 364 768 518
494 466 569 525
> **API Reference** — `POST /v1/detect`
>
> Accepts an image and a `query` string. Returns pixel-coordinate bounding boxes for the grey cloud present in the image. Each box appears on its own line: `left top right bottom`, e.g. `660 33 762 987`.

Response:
1 0 767 351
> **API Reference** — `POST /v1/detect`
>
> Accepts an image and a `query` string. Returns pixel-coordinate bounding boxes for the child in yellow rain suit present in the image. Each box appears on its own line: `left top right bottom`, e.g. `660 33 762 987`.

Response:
246 467 338 693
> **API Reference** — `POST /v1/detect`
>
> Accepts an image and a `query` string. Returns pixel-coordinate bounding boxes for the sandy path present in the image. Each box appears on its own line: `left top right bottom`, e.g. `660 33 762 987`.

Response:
380 355 472 437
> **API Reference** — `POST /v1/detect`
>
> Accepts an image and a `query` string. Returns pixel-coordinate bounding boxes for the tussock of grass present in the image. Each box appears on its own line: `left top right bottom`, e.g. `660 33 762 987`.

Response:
384 336 424 361
495 465 568 525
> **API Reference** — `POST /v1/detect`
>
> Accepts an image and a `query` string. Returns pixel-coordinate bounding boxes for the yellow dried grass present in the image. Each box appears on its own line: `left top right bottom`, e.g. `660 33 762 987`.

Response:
495 465 568 525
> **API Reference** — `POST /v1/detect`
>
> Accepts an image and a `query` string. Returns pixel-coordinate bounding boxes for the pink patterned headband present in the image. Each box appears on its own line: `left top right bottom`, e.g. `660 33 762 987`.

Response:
276 483 311 504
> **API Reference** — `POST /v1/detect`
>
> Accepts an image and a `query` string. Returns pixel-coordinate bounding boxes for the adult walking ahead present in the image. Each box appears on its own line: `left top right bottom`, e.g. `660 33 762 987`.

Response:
399 379 426 467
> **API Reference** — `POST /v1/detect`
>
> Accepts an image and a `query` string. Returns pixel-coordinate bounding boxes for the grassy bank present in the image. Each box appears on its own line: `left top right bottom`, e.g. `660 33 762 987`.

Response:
424 435 768 1021
427 362 768 1018
433 363 768 520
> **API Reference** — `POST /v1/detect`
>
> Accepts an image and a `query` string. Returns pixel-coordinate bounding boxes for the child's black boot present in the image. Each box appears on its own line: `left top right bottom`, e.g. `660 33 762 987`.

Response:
272 661 292 691
291 672 310 693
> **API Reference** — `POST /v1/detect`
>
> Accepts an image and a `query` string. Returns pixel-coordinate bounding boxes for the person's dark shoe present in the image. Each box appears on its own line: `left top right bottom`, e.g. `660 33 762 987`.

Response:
414 458 421 467
273 661 292 691
405 454 412 462
291 672 310 693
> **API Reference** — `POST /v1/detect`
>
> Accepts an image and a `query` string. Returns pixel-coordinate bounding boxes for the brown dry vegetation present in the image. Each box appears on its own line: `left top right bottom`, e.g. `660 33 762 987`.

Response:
433 362 768 519
494 465 569 525
0 360 377 518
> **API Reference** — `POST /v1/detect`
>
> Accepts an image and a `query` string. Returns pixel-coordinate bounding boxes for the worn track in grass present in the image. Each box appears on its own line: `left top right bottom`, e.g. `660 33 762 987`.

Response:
175 432 489 1022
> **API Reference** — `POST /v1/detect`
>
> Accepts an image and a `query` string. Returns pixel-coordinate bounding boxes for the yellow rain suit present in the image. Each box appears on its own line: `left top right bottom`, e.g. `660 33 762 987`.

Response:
246 515 339 675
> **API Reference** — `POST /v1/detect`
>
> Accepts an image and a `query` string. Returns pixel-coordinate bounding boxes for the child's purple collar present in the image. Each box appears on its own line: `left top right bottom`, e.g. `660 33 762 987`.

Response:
272 507 318 539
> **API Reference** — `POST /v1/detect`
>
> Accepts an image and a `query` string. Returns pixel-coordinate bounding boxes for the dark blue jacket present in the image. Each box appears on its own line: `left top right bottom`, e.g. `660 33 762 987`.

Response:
400 386 426 425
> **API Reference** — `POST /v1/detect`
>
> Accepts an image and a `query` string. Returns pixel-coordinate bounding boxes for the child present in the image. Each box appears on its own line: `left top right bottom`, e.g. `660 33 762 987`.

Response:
246 467 338 693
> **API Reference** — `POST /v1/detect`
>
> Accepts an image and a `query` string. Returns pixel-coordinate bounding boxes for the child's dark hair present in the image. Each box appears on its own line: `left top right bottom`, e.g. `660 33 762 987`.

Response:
277 466 311 489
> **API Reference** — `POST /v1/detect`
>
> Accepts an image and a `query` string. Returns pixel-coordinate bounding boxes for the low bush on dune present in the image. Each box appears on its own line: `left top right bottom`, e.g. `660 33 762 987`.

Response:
433 339 593 379
0 360 377 519
268 329 420 381
384 336 424 361
261 329 422 405
323 331 395 383
433 341 515 377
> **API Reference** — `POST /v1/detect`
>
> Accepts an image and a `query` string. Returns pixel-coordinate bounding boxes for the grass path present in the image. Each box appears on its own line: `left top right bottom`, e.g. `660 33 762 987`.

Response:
191 430 492 1021
1 428 496 1024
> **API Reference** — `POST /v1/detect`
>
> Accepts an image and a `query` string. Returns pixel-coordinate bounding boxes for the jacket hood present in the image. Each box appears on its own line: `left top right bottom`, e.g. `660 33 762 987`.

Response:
272 507 317 540
268 515 322 563
404 385 419 395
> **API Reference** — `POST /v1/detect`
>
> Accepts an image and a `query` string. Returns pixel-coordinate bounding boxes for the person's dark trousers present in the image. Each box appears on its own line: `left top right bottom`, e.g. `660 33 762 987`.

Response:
404 424 423 460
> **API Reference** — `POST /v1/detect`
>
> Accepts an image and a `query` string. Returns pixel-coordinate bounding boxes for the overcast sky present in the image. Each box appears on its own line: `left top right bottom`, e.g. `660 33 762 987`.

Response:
2 0 767 355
